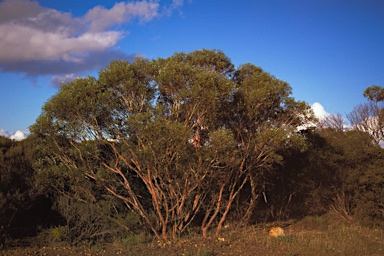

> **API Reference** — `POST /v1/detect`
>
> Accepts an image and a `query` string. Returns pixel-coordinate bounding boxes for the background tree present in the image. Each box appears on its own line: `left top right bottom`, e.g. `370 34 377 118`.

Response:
0 136 61 247
348 85 384 146
347 148 384 227
318 113 345 131
345 85 384 226
293 114 383 225
363 85 384 102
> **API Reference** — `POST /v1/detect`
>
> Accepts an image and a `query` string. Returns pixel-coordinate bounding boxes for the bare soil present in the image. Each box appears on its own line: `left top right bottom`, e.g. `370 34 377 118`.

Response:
1 221 383 256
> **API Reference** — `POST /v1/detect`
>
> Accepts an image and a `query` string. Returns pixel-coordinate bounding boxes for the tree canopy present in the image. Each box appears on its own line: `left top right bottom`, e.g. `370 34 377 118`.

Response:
30 49 315 239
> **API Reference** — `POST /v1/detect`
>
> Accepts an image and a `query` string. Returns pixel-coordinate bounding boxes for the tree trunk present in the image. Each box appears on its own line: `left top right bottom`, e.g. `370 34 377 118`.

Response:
215 176 248 238
201 184 225 238
242 176 259 223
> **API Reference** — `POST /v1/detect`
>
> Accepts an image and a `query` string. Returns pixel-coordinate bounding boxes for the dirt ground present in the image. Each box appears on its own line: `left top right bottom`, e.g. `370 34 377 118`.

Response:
0 238 280 256
1 222 383 256
0 226 287 256
0 236 286 256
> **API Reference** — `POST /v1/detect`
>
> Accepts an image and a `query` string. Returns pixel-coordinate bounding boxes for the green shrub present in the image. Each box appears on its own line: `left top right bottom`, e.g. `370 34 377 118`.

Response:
121 234 144 245
49 225 68 242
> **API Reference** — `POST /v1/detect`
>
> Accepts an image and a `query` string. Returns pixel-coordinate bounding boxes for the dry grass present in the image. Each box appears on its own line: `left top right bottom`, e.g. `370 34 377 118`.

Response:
1 217 384 255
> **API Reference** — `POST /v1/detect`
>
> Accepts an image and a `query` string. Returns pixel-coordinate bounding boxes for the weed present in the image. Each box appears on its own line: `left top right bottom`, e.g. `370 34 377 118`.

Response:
121 234 144 245
49 225 68 242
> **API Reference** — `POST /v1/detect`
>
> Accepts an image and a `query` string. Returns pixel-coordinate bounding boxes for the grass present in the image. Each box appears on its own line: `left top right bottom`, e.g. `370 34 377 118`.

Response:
200 216 384 256
121 234 145 245
231 218 384 256
2 216 384 255
184 248 216 256
288 225 383 255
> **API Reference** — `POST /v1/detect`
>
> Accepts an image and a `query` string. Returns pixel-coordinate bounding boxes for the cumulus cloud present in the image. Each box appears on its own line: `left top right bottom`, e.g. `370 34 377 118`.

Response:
311 102 330 120
0 129 11 138
84 1 160 31
10 130 28 141
4 49 137 86
0 0 183 84
0 129 29 141
295 102 331 131
0 0 104 63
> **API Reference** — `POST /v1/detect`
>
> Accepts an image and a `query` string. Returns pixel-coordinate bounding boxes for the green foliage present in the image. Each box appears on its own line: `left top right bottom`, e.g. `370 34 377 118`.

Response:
48 226 68 242
28 49 315 240
364 85 384 102
54 196 128 245
124 211 141 228
285 125 384 226
0 136 42 241
121 234 145 245
317 129 384 226
347 149 384 227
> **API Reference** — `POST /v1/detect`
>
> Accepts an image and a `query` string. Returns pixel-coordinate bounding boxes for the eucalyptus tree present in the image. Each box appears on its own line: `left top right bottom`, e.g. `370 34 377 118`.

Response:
227 63 314 223
31 50 238 239
153 50 241 237
31 59 164 238
31 49 314 240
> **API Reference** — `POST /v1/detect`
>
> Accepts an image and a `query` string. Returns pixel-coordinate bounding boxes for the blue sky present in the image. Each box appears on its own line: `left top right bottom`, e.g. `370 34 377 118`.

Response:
0 0 383 140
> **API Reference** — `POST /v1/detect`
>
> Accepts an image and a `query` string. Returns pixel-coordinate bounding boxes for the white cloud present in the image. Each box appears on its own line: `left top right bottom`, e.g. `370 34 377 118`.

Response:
311 102 330 120
50 73 77 87
0 129 11 138
0 0 183 81
0 24 122 63
0 0 150 63
10 130 28 141
0 129 29 141
84 1 160 31
295 102 331 131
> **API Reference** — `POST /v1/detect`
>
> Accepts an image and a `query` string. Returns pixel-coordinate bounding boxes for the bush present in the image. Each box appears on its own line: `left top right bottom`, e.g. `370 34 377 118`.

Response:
347 149 384 227
54 196 127 245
